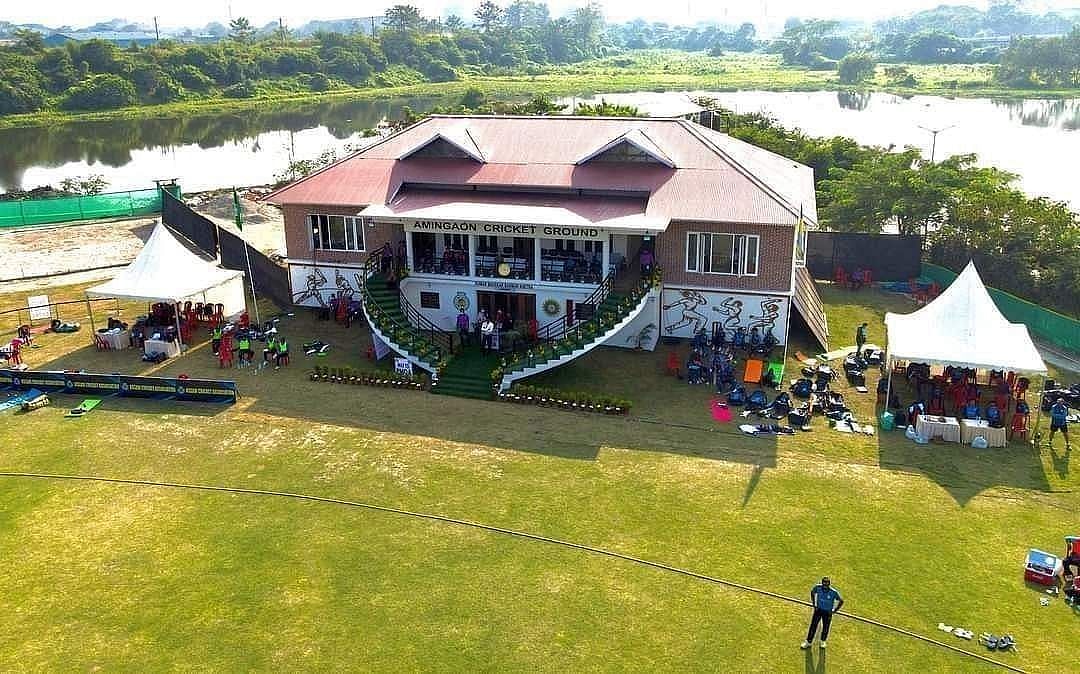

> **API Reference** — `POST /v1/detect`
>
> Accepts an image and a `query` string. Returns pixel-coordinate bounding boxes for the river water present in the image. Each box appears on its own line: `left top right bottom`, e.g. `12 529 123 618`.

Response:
2 90 1078 209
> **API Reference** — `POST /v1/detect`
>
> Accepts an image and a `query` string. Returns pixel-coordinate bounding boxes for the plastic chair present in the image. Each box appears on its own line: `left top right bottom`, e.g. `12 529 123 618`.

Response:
277 352 290 367
218 336 234 368
8 340 22 365
862 268 873 286
93 334 110 352
1010 412 1029 441
834 267 847 286
666 351 680 377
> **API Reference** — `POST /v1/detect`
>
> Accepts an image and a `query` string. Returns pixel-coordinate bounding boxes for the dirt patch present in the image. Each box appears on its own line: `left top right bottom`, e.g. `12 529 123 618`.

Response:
186 187 285 257
0 218 156 282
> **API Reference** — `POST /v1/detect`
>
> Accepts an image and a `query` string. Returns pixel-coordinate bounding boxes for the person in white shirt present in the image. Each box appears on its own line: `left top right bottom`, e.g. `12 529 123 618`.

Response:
481 318 495 354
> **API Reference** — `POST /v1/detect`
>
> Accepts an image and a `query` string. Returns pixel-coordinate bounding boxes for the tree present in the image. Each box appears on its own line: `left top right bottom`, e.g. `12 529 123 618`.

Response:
574 99 641 117
228 17 256 43
384 5 425 32
445 15 465 32
772 19 849 68
58 174 109 195
506 1 549 31
837 53 876 84
474 2 506 33
572 3 604 57
12 28 44 55
60 74 138 111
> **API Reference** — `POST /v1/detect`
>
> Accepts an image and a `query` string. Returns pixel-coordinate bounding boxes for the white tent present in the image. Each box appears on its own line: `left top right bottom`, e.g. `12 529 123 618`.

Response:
85 223 246 342
885 261 1046 374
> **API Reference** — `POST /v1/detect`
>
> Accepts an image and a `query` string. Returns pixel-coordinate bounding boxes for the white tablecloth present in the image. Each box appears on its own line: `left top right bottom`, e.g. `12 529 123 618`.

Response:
144 338 180 359
99 330 129 350
960 419 1007 447
917 415 961 443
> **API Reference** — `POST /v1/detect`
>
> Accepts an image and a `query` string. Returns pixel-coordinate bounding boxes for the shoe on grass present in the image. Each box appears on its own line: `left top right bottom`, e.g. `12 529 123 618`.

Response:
820 640 827 649
800 641 811 650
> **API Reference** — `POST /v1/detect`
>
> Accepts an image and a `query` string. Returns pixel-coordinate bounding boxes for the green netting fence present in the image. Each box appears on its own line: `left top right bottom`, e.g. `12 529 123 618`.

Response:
0 184 181 228
922 263 1080 354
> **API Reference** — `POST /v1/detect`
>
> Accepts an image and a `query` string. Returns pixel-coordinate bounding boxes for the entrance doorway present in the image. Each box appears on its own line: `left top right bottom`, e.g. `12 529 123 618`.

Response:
477 291 536 326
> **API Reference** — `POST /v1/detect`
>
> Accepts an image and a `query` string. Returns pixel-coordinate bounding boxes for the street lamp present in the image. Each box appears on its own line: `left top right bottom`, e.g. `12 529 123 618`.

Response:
917 124 956 163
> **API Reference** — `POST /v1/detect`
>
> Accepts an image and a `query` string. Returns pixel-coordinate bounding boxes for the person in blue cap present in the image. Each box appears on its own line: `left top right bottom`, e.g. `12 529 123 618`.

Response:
1049 397 1071 451
802 576 844 650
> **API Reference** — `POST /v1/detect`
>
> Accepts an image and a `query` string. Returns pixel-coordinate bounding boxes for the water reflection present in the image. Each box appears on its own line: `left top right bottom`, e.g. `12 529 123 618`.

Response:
837 90 871 111
993 98 1080 130
0 95 453 191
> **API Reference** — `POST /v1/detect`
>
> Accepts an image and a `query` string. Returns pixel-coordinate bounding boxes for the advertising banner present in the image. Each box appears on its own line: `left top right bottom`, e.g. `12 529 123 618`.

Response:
0 370 238 404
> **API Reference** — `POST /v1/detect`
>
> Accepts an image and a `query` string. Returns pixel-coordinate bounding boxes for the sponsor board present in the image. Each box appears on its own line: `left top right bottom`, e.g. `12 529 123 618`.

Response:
0 370 238 403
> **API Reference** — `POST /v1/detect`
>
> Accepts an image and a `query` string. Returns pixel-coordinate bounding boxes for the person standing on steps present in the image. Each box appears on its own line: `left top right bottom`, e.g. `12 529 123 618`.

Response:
801 577 844 650
456 309 470 349
855 322 868 357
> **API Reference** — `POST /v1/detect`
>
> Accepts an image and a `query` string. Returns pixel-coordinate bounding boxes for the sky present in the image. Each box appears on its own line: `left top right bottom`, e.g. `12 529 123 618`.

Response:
5 0 1078 31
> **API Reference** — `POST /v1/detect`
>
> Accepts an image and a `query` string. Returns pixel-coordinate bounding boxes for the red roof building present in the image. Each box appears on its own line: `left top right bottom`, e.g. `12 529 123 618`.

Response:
267 115 825 370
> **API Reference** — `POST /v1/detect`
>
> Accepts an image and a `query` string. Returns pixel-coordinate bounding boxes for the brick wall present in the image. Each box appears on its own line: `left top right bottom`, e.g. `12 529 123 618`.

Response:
282 203 403 266
655 220 794 293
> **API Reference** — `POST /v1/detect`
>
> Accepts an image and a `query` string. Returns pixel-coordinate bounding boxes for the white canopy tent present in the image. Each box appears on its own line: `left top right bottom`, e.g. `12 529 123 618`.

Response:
885 261 1046 374
85 223 245 347
883 261 1047 440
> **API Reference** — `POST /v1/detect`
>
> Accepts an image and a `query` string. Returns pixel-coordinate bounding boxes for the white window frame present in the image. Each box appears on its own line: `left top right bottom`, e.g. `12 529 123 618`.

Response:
309 214 366 252
685 231 760 277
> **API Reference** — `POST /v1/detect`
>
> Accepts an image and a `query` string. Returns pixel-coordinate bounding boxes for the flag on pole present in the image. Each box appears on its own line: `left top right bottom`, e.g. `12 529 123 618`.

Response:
233 187 243 230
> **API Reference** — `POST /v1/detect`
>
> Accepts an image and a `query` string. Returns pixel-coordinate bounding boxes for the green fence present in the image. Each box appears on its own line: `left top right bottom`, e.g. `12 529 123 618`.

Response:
922 263 1080 354
0 184 181 228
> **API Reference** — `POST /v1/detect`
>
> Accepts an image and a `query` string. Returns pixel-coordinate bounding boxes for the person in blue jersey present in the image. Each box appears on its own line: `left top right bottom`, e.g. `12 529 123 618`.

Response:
1049 397 1071 451
801 577 844 650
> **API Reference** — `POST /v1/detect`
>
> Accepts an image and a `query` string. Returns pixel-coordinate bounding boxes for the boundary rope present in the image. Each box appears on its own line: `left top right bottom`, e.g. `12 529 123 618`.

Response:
0 472 1024 673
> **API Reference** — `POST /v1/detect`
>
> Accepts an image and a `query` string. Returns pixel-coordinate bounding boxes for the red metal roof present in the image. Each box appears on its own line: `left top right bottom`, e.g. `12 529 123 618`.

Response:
265 116 817 227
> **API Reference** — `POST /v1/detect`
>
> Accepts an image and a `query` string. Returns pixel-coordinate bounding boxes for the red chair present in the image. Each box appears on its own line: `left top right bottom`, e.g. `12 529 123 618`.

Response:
834 267 847 287
666 351 680 377
238 311 250 329
928 395 945 416
1010 412 1029 441
861 268 872 286
93 334 110 352
8 340 22 365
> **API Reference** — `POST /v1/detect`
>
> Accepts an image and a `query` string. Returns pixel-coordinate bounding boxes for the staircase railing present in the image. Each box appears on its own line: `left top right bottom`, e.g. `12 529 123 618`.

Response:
497 267 662 378
358 244 455 365
528 269 617 347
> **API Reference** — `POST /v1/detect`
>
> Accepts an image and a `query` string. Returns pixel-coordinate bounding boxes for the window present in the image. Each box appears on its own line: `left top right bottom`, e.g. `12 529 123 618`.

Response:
443 233 467 251
309 214 365 252
686 232 760 276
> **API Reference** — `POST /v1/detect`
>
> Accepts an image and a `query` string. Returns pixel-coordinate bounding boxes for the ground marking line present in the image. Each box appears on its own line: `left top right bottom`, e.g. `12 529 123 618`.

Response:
0 471 1025 673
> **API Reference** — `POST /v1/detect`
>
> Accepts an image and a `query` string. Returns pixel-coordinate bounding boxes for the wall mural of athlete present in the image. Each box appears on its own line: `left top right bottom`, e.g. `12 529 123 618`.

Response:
746 298 782 332
293 267 328 307
713 297 744 331
334 269 356 298
663 290 708 335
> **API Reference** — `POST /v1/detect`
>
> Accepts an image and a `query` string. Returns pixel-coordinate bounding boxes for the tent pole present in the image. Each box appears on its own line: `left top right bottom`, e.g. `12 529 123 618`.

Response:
883 356 894 421
174 301 184 355
242 241 261 327
1030 375 1046 449
85 294 96 341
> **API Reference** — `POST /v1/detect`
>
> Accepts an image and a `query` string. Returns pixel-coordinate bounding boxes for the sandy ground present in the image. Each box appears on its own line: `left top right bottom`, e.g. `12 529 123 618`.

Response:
185 188 285 257
0 218 157 283
1 187 286 292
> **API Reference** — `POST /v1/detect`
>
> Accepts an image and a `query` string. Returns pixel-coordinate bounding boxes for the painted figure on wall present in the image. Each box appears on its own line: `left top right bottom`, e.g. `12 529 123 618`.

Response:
293 267 328 307
663 290 708 334
334 269 356 299
714 297 744 331
746 298 782 332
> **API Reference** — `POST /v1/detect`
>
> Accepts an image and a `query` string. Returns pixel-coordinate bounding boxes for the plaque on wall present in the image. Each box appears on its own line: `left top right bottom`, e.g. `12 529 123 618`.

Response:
420 292 440 309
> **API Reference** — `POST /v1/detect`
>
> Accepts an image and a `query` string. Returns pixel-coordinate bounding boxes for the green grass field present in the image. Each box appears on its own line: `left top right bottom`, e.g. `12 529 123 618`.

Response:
0 279 1077 671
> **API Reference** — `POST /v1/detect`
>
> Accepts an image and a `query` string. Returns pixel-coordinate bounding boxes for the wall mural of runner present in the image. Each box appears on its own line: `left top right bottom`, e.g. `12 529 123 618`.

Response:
660 288 790 342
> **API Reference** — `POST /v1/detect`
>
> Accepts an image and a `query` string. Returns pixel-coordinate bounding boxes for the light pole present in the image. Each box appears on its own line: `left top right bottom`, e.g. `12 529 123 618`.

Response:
917 124 956 163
